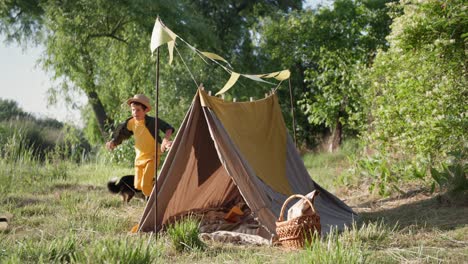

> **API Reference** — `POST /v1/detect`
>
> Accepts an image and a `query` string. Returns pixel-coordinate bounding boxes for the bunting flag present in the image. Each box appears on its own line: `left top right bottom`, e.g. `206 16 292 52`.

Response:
216 72 240 96
200 51 230 66
150 17 177 64
257 70 291 81
243 74 273 84
150 17 291 93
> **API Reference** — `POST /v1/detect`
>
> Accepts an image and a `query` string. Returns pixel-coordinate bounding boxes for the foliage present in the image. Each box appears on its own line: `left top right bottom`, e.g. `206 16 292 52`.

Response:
362 0 467 191
0 98 30 120
104 137 136 166
256 0 392 147
352 151 410 195
166 215 206 253
0 0 302 145
0 0 45 45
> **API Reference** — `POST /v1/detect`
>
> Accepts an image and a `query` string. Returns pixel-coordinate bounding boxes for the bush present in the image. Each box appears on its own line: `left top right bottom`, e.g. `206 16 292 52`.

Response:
0 120 90 163
359 0 467 194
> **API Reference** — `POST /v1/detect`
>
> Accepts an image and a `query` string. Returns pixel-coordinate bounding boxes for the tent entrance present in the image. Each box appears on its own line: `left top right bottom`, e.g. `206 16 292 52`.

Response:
155 101 242 229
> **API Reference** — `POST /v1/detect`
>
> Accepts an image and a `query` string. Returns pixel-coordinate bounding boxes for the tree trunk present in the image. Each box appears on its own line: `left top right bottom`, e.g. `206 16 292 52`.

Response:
295 62 307 93
86 90 113 139
328 117 342 153
80 48 113 140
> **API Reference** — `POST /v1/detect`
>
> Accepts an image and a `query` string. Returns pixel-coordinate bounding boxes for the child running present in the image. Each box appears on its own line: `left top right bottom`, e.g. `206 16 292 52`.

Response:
106 94 174 197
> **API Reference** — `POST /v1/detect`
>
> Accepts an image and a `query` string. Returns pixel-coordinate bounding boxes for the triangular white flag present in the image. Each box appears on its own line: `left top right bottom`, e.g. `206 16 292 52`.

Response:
150 17 177 55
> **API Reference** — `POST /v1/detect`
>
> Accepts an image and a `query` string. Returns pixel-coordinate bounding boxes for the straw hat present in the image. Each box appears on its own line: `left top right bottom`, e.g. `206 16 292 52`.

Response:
126 94 151 111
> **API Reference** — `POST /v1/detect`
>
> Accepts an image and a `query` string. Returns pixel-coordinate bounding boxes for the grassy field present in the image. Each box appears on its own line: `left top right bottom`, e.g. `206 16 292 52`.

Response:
0 149 466 263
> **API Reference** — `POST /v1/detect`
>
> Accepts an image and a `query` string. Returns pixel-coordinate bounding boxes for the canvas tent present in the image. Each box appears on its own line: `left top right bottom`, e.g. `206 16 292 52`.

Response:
138 89 356 238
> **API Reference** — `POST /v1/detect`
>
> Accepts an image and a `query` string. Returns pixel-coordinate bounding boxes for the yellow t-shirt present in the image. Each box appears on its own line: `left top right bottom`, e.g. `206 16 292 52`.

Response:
127 118 156 166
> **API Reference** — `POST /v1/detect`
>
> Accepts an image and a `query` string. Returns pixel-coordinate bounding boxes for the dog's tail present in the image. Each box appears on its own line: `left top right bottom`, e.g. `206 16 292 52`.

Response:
107 177 120 193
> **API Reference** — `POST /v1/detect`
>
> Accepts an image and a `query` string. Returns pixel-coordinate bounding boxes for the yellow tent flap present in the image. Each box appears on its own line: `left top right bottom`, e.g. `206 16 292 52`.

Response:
199 89 292 195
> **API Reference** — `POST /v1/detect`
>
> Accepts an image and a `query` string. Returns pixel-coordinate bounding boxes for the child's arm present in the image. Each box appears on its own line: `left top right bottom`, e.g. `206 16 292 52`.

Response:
157 118 174 152
106 118 133 151
161 129 173 152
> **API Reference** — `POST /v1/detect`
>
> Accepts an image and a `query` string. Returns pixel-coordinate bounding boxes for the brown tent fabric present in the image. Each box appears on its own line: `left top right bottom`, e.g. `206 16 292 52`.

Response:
138 89 356 237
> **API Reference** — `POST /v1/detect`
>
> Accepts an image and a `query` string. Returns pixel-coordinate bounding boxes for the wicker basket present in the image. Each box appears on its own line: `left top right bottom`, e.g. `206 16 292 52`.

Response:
275 191 321 249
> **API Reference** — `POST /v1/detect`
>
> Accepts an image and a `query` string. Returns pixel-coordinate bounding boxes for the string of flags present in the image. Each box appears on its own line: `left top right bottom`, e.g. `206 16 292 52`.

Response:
150 17 290 95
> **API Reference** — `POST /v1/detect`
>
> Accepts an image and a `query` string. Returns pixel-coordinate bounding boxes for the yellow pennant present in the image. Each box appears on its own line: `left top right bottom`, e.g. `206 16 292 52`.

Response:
258 70 291 81
200 51 229 65
273 70 291 80
216 72 240 95
167 40 175 65
215 70 291 95
243 74 274 84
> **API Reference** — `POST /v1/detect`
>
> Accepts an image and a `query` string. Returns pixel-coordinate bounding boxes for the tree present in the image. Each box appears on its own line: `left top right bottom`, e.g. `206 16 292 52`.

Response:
39 0 212 139
0 99 30 121
257 0 392 150
1 0 302 143
366 0 467 166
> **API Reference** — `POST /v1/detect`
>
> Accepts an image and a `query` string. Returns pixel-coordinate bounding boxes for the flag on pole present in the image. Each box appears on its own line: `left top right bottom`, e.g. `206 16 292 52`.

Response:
150 17 177 64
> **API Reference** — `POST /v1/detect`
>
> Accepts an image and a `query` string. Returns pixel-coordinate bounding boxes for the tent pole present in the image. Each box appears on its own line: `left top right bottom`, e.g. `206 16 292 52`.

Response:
288 78 297 148
154 47 160 234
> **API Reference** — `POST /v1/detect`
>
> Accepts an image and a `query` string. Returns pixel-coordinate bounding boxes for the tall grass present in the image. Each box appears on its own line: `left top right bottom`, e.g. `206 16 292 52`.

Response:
288 220 394 264
1 233 161 264
1 127 38 164
166 216 206 252
0 119 91 164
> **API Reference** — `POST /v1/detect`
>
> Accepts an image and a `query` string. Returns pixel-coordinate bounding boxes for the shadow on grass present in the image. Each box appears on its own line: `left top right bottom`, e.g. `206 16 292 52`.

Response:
357 192 468 231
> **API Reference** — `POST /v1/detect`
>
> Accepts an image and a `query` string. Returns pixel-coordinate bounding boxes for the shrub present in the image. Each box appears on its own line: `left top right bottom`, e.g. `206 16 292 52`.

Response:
0 119 90 163
359 0 467 194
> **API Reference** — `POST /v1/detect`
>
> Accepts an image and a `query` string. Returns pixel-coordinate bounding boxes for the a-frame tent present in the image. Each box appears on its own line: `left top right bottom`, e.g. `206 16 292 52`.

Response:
138 89 356 238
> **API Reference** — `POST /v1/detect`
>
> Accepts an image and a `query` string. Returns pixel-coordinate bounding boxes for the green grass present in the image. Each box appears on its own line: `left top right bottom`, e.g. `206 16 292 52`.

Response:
0 143 466 263
167 216 206 252
302 139 360 192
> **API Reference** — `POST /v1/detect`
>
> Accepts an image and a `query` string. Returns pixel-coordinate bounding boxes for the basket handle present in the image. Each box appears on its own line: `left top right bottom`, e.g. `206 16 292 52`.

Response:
278 191 319 222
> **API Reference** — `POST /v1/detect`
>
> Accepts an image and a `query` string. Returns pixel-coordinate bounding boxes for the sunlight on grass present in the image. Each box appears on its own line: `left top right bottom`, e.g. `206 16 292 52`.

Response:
302 139 360 191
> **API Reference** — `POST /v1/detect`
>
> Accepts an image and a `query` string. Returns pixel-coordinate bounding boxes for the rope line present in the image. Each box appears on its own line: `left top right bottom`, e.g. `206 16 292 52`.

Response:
175 33 286 96
174 45 199 88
